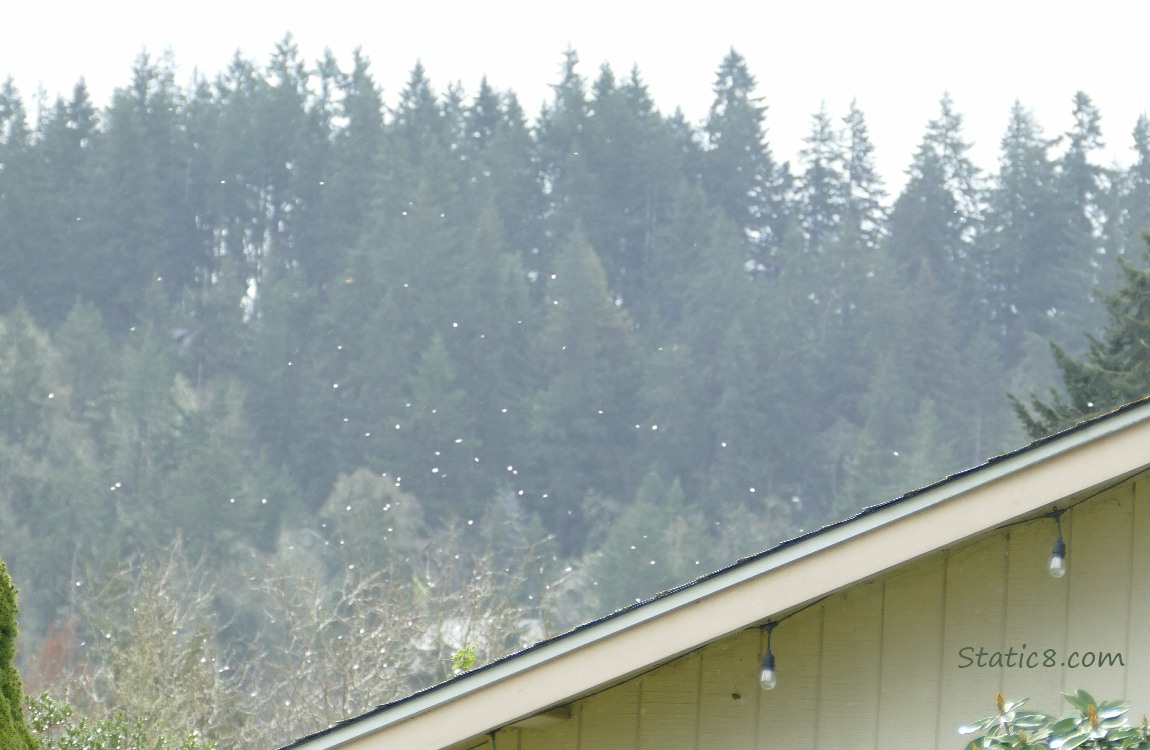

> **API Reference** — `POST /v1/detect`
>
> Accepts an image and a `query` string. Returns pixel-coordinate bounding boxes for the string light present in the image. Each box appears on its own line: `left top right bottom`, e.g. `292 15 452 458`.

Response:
759 621 777 690
1049 508 1067 578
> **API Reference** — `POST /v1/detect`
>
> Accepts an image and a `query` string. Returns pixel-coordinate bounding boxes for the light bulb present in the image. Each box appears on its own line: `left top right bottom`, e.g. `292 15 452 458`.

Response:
1050 536 1066 578
759 651 777 690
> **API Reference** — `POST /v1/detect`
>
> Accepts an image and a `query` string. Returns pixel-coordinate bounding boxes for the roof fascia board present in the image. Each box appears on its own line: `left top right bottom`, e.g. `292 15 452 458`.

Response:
296 404 1150 749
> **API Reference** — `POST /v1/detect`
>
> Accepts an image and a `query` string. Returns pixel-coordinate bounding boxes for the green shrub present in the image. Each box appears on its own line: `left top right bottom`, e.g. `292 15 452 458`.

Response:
961 690 1150 749
0 558 35 750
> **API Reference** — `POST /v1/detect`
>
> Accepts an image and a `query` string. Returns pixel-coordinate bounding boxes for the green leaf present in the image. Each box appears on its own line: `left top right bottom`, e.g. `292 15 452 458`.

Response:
1063 690 1095 715
1013 712 1052 729
1051 716 1084 735
1052 730 1091 750
1099 701 1131 720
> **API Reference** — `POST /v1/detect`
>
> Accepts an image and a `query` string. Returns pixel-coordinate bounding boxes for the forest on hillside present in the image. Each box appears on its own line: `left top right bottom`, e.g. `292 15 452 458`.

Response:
2 36 1149 747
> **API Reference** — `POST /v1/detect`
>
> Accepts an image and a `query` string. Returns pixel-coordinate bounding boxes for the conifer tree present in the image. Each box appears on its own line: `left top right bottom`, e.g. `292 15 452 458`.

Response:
981 101 1067 350
841 100 887 252
1053 91 1111 329
1117 115 1150 258
0 557 35 750
534 49 594 282
888 94 983 326
582 64 677 307
794 103 847 253
0 81 41 316
524 232 640 551
1012 234 1150 437
702 49 790 258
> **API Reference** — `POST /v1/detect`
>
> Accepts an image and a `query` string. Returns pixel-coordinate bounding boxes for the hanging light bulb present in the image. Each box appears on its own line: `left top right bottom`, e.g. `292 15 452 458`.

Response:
759 621 777 691
1050 535 1067 578
759 649 777 690
1049 509 1067 578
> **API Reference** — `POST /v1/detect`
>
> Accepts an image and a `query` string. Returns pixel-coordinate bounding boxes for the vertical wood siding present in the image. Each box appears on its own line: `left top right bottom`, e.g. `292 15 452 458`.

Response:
877 558 945 747
515 472 1150 750
756 608 821 748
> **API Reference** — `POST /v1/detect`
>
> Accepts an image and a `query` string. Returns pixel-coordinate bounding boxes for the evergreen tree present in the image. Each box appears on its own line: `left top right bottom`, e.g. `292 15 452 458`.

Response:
0 81 42 316
581 64 678 308
85 53 201 327
241 266 336 507
793 103 847 253
981 101 1068 350
1060 92 1106 240
307 49 384 285
702 49 791 259
841 100 887 253
461 80 541 263
524 232 639 552
18 82 100 324
888 93 983 314
0 557 35 750
1011 235 1150 437
534 49 594 280
1053 91 1111 328
389 334 486 519
583 472 700 610
1116 115 1150 260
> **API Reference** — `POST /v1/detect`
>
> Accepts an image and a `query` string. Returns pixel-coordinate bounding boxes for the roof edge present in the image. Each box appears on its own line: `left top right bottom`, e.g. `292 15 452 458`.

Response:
285 397 1150 749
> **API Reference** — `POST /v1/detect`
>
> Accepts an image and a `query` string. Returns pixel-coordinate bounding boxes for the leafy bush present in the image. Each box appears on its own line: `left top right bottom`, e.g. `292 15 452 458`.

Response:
961 690 1150 749
26 692 214 750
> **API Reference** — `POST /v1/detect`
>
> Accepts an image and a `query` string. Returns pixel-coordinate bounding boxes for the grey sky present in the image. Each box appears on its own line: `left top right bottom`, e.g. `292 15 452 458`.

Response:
4 0 1148 193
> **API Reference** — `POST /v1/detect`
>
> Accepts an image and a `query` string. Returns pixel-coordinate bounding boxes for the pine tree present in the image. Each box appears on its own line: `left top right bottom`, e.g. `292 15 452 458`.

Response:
1011 234 1150 437
17 82 100 324
88 52 202 326
461 79 541 260
888 94 983 325
1053 91 1111 329
1116 115 1150 260
534 49 594 281
583 472 699 610
0 81 43 316
702 49 790 259
841 100 887 253
582 64 678 308
310 48 383 285
793 103 847 253
524 232 639 552
981 101 1068 350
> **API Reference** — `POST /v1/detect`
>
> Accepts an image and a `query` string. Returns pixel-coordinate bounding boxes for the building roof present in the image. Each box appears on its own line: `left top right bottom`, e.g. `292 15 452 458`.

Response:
282 397 1150 750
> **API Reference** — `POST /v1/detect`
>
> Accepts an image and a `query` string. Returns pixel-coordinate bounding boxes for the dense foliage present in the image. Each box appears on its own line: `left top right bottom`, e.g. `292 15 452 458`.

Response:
961 691 1150 749
1 37 1149 746
1013 235 1150 436
0 558 34 750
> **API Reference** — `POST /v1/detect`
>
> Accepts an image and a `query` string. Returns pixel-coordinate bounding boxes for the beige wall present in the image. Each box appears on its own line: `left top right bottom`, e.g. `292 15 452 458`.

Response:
490 471 1149 750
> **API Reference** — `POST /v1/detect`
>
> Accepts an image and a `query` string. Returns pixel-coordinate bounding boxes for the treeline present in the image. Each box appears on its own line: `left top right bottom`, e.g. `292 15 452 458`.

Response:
1 36 1149 744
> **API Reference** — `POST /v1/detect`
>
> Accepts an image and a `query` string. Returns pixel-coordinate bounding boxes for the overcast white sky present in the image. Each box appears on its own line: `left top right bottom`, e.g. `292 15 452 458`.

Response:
3 0 1149 194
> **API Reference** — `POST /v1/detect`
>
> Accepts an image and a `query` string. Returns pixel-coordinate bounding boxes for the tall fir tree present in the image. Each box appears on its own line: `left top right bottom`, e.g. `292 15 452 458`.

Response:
1118 115 1150 257
0 80 39 316
980 101 1070 352
534 49 594 283
702 49 791 260
841 100 887 253
85 53 201 328
1011 234 1150 437
793 103 847 254
888 93 983 323
1053 91 1111 329
581 64 678 308
524 232 639 552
